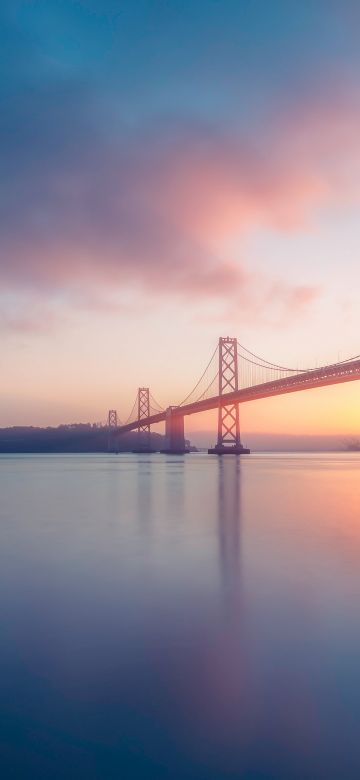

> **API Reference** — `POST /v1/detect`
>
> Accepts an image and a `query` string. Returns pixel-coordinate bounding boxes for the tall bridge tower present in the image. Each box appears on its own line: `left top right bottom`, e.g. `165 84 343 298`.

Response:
132 387 157 452
208 337 250 455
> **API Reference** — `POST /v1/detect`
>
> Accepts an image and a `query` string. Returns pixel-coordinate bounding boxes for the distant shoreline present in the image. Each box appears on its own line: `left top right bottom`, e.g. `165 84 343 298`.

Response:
0 426 358 454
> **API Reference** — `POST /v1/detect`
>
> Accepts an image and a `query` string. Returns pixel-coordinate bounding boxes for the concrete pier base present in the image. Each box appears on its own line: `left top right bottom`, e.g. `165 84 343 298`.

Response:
161 408 188 454
208 444 250 455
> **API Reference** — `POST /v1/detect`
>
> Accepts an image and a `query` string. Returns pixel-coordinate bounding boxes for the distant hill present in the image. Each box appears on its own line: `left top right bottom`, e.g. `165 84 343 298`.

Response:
0 425 165 453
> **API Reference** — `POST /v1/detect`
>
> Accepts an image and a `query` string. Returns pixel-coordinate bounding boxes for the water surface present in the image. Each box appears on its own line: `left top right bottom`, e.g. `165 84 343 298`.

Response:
1 453 360 778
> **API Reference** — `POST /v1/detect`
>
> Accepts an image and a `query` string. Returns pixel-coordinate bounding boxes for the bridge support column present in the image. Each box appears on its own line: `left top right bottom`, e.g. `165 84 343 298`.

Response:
161 407 189 454
208 337 250 455
132 387 157 452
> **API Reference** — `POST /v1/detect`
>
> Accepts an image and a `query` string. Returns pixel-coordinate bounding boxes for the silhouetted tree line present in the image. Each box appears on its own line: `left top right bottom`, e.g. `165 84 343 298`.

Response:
0 425 165 453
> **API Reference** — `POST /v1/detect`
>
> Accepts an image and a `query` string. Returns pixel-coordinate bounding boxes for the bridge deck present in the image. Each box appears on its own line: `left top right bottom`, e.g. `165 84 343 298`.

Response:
117 359 360 434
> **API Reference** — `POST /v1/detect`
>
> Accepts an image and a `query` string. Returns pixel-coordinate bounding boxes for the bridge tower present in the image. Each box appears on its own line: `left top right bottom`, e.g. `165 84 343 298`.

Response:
208 337 250 455
107 409 118 452
161 407 189 454
133 387 157 452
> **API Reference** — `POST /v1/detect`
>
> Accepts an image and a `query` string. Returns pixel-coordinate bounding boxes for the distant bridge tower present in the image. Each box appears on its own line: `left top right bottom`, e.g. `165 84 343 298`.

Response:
108 409 118 428
107 409 118 452
137 388 150 435
208 337 250 455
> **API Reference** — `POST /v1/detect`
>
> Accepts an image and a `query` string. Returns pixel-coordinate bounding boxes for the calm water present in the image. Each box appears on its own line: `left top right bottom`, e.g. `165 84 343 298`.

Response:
1 453 360 779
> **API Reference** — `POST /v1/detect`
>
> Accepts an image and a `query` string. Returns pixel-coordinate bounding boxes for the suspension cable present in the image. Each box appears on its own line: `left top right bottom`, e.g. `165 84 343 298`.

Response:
237 351 298 372
149 393 165 412
237 343 305 372
123 396 138 425
329 353 360 366
194 372 219 403
178 343 219 406
238 341 360 373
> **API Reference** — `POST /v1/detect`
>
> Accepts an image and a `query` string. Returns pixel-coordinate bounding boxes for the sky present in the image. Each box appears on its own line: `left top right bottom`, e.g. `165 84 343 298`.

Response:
1 0 360 441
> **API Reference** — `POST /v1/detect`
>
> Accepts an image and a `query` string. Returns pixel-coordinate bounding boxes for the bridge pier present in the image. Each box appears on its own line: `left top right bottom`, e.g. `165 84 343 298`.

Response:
161 407 189 454
208 337 250 455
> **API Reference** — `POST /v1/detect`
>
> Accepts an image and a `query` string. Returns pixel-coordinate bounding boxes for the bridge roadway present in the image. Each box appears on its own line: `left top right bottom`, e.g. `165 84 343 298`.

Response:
116 358 360 434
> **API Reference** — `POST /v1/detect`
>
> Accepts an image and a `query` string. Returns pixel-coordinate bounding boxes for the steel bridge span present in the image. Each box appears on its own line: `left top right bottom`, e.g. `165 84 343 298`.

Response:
108 339 360 454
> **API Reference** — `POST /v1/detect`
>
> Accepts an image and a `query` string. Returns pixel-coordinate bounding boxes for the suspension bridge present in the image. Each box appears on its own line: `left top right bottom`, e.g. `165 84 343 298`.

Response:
107 337 360 454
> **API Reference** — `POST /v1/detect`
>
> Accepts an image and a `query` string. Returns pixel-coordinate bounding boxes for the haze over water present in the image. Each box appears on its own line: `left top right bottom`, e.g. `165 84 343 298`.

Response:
1 452 360 778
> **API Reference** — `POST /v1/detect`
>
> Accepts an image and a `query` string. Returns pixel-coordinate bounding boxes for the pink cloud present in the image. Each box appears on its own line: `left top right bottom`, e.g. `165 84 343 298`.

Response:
2 90 360 329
